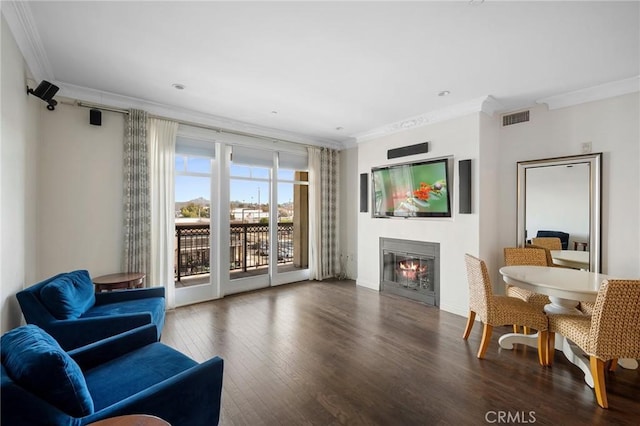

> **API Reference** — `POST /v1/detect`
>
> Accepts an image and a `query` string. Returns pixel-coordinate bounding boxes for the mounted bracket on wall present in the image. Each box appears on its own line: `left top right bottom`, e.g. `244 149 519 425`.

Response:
26 80 59 111
387 142 429 159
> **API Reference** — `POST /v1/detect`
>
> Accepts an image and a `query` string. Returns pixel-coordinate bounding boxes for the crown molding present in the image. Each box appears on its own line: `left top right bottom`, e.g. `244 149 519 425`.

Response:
1 0 53 82
340 137 359 150
353 95 502 144
57 81 343 150
537 76 640 110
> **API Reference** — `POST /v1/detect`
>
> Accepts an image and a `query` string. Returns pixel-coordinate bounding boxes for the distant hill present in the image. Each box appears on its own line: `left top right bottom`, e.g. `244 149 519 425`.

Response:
175 197 210 210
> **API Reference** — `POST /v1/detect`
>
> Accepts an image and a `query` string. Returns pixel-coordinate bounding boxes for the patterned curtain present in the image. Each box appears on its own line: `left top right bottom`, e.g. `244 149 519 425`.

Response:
123 109 150 277
309 147 340 280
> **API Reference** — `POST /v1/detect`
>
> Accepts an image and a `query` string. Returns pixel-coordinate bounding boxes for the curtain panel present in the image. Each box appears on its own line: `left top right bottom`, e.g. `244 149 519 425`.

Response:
309 147 340 280
148 118 178 308
123 109 150 277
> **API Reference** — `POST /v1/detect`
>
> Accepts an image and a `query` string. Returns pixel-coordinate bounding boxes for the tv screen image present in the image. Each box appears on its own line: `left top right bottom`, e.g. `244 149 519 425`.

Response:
372 158 451 218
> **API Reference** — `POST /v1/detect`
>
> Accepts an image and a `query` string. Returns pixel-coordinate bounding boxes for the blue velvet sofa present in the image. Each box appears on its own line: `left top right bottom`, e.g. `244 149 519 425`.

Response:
1 324 224 425
17 270 165 350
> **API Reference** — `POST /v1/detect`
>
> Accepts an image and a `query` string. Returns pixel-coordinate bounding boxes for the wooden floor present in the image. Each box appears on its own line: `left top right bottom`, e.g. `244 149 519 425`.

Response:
161 280 640 425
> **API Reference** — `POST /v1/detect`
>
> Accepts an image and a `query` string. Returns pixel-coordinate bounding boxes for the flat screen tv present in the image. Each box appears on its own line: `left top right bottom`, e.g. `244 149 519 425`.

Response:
372 157 452 218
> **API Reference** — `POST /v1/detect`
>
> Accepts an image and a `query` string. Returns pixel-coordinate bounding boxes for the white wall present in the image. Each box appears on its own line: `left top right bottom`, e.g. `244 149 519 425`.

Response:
37 104 124 279
497 93 640 277
1 16 39 332
478 112 501 286
354 94 639 318
339 147 358 278
357 114 482 316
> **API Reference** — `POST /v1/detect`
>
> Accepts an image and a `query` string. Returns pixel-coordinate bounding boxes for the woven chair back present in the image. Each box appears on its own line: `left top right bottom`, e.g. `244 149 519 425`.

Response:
531 237 562 251
504 247 547 266
589 279 640 360
525 244 555 267
464 254 493 321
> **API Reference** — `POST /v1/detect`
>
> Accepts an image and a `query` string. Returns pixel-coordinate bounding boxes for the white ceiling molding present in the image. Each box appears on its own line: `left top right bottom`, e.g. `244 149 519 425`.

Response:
537 76 640 110
354 95 500 144
57 81 343 151
1 0 54 83
479 95 504 117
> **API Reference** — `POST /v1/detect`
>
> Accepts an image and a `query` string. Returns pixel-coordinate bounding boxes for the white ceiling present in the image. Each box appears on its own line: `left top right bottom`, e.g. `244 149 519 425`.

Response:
4 1 640 148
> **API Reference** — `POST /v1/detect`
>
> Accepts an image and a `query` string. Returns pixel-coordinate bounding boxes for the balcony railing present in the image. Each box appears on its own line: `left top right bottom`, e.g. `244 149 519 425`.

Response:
175 222 294 282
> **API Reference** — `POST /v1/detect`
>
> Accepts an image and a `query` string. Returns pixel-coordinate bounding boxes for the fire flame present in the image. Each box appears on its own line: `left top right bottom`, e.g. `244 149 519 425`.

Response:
398 261 427 280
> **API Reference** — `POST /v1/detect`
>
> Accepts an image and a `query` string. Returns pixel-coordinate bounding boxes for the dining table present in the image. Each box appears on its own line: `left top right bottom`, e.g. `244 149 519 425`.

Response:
550 249 590 270
498 265 638 387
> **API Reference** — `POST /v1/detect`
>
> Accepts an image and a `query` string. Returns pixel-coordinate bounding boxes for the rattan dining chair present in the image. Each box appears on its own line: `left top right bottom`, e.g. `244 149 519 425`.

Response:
526 243 555 267
547 279 640 408
504 247 551 333
463 254 549 364
531 237 562 251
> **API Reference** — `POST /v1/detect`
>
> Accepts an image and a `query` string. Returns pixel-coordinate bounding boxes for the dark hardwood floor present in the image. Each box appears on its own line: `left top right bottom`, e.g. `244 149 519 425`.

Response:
161 280 640 425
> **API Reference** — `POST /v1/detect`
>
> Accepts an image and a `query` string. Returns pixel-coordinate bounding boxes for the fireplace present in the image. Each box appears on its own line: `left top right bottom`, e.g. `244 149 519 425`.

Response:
380 238 440 306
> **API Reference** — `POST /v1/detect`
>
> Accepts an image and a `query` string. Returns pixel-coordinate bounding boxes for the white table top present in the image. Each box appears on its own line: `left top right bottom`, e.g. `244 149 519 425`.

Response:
499 265 612 302
550 250 590 269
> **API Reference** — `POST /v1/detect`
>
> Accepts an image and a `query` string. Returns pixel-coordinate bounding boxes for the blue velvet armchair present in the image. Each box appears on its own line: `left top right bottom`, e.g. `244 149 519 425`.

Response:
1 324 224 425
17 270 165 350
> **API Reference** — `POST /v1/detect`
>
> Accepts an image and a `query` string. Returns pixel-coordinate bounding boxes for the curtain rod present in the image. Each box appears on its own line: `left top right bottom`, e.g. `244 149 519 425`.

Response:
75 101 319 149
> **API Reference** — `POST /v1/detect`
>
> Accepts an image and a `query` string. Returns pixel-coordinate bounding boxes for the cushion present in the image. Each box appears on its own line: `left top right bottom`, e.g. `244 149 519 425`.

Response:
40 270 96 319
0 325 94 417
84 342 197 411
82 297 165 335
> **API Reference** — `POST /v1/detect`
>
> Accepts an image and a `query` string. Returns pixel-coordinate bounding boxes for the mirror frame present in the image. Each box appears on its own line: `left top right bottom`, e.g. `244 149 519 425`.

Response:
516 152 602 274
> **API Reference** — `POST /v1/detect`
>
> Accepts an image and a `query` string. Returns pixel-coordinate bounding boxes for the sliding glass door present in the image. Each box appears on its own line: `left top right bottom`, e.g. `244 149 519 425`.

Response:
229 163 271 280
225 146 309 294
173 137 218 306
171 131 309 303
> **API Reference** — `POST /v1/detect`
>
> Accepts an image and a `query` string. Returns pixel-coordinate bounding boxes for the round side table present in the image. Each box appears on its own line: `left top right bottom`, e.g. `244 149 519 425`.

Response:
88 414 170 426
93 272 145 292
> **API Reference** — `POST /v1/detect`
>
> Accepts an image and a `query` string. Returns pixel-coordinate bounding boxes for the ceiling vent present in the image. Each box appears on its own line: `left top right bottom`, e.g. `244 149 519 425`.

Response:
502 110 530 126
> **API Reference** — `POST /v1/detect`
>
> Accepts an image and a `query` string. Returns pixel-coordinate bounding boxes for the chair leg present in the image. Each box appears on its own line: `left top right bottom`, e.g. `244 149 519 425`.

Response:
512 324 519 333
463 310 476 340
547 332 555 366
537 330 548 366
477 323 493 359
590 357 608 408
523 326 530 335
608 359 618 372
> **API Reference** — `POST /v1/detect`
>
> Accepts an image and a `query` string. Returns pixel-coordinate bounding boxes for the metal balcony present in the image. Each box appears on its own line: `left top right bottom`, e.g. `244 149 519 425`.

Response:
175 222 295 282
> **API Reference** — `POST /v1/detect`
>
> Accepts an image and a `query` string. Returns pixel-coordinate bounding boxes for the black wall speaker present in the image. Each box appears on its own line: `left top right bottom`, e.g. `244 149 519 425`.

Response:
387 142 429 160
360 173 368 213
27 80 59 110
90 109 102 126
459 159 472 214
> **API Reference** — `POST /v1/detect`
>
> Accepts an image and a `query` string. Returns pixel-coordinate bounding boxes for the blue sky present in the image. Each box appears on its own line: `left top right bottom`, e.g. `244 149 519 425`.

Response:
175 162 295 204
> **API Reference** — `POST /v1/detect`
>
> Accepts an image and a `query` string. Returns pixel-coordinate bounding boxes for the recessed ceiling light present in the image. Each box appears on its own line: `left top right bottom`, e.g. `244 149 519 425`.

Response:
271 110 278 115
336 126 344 131
172 83 185 90
438 90 451 97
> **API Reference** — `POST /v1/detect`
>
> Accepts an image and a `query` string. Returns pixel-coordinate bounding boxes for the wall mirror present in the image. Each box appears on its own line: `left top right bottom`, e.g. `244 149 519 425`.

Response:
516 153 602 274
